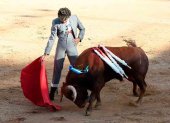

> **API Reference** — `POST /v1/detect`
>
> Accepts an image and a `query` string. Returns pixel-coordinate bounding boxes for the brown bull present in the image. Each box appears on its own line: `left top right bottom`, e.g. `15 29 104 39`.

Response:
61 41 149 116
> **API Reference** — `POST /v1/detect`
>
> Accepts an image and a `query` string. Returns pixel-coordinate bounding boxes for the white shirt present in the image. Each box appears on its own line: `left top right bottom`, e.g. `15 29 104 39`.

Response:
66 19 72 32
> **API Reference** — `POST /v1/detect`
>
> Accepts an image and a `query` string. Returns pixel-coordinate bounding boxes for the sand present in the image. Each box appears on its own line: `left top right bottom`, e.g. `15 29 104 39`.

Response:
0 0 170 122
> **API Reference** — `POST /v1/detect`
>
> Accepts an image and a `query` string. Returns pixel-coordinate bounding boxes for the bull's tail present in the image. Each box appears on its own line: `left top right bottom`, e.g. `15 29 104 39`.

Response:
123 39 137 47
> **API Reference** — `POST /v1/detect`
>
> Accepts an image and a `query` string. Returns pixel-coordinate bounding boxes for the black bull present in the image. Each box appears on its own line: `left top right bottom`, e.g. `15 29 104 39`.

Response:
61 43 149 116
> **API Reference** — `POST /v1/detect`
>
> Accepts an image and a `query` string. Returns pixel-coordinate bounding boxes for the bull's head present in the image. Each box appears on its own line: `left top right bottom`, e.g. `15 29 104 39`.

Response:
60 82 89 108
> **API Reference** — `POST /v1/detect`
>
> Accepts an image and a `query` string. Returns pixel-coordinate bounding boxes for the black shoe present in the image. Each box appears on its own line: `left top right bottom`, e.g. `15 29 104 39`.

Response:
49 87 57 101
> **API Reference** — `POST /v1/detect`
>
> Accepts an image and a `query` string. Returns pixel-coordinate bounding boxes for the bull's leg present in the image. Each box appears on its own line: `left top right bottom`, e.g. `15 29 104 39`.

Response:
94 93 101 109
128 77 139 97
86 83 104 115
85 92 96 116
136 80 147 104
129 76 147 106
133 82 139 97
94 82 104 109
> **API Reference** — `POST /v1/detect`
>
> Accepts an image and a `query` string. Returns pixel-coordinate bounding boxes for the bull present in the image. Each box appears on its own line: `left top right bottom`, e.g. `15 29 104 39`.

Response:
60 41 149 116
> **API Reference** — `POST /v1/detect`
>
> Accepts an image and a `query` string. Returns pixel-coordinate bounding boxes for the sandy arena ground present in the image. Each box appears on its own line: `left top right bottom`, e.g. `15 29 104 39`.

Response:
0 0 170 122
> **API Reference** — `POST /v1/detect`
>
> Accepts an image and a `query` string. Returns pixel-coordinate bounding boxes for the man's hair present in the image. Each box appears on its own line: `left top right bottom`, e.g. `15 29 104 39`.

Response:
58 7 71 21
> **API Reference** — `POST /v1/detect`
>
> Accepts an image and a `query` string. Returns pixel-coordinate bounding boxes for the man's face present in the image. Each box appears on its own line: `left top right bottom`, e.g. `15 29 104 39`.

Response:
59 18 68 23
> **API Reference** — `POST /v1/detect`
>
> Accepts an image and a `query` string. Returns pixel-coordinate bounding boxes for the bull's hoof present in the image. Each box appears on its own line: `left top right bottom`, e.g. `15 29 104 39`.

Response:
85 110 92 116
94 102 101 110
128 101 140 107
133 92 139 97
133 88 140 97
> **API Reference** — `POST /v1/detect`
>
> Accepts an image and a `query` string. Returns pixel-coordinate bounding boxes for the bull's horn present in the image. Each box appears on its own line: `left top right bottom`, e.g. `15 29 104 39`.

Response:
67 85 77 102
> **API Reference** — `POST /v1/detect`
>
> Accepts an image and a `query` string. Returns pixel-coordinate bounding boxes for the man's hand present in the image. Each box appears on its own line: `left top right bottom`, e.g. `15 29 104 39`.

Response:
42 54 48 60
74 38 80 44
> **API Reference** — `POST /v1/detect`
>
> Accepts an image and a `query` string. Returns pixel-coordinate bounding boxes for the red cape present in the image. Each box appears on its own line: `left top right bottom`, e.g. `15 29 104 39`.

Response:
20 56 61 110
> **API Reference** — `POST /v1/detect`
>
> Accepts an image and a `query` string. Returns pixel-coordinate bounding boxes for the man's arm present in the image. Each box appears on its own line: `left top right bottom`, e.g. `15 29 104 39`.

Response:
44 20 58 55
76 16 85 42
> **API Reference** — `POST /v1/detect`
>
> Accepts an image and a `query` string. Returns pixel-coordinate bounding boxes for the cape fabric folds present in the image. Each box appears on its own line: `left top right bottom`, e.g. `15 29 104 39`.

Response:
20 56 61 110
